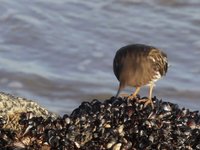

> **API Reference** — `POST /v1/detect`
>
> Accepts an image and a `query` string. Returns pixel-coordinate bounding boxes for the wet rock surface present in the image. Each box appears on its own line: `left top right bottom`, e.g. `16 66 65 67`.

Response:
1 94 200 149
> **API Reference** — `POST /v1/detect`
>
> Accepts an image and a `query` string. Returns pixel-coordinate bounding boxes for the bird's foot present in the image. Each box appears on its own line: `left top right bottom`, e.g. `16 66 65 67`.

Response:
127 94 137 100
138 98 154 108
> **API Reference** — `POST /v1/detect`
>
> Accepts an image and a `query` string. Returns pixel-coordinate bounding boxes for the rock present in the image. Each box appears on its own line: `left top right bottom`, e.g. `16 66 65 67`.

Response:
0 92 58 131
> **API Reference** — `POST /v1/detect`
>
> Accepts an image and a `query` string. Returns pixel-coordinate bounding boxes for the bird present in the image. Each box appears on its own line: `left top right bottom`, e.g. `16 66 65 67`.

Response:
113 44 168 108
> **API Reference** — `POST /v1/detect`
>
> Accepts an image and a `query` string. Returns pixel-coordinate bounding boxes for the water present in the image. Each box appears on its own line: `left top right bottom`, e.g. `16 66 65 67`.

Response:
0 0 200 115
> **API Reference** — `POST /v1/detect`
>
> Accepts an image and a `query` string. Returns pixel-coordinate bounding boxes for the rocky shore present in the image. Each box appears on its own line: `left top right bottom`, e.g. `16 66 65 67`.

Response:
0 92 200 149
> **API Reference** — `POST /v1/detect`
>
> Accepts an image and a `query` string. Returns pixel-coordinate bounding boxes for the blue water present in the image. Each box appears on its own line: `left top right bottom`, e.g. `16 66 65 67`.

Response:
0 0 200 115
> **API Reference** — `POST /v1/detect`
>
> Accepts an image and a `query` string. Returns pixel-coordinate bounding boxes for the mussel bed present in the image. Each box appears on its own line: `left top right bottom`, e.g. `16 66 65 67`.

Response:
1 96 200 149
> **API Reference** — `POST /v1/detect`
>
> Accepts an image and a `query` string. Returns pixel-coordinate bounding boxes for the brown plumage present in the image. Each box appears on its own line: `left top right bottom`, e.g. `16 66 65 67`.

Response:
113 44 168 108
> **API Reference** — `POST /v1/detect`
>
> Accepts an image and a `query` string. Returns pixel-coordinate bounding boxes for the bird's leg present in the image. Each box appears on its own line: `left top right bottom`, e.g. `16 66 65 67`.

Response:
127 87 140 100
145 83 154 108
139 83 154 108
115 82 126 98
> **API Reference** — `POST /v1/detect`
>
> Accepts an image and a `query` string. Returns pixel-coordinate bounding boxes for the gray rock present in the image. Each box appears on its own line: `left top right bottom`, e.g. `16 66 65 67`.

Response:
0 92 58 130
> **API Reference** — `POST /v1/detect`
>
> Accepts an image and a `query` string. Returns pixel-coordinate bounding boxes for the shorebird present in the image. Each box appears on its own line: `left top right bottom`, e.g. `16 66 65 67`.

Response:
113 44 168 108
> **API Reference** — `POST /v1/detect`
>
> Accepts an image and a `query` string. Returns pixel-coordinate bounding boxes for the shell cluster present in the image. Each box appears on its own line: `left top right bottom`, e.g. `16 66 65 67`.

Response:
1 96 200 149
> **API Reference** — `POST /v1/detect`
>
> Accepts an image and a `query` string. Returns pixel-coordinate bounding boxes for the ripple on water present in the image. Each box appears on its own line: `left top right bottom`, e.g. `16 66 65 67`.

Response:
0 0 200 114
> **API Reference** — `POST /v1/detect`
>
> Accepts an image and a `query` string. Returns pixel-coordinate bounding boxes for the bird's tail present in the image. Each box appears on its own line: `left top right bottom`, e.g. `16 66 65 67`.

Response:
115 83 124 98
